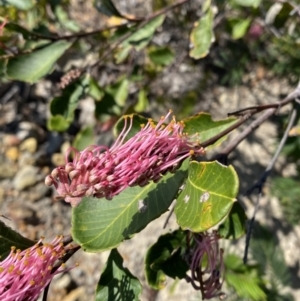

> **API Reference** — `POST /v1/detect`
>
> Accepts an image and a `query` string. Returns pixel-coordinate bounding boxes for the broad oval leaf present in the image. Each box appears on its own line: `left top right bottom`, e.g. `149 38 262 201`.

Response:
230 0 261 8
5 23 35 39
175 161 239 232
0 221 35 259
225 254 267 301
72 161 188 252
148 47 174 66
106 78 129 107
94 0 123 18
189 7 215 59
47 115 70 132
0 0 34 10
6 40 72 83
229 18 251 39
182 113 237 148
48 75 90 132
145 230 188 289
95 249 142 301
218 202 247 239
73 126 95 151
124 16 165 50
134 89 149 113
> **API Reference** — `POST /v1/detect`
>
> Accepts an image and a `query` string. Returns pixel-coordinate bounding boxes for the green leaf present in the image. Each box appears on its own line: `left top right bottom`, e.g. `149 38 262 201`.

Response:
95 249 142 301
115 45 131 64
0 57 7 77
271 177 300 225
107 78 129 107
94 92 120 122
145 230 188 289
48 75 90 132
250 225 291 287
218 202 247 239
175 161 238 232
189 7 215 59
272 2 293 29
148 47 174 66
0 221 35 259
123 15 165 51
89 77 118 120
225 254 267 301
72 161 189 252
73 126 95 151
134 89 149 113
89 77 105 101
230 18 251 40
5 23 36 39
202 0 211 13
113 113 149 140
55 5 80 32
6 41 72 83
230 0 261 8
182 113 237 148
94 0 123 18
47 115 70 132
0 0 34 10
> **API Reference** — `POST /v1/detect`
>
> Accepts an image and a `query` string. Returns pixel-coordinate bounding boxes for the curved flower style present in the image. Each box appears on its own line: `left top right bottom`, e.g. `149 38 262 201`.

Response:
0 236 69 301
45 111 204 206
188 231 225 300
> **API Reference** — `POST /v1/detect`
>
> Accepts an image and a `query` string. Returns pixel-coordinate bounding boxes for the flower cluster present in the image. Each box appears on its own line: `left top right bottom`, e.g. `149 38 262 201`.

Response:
187 231 225 300
0 236 70 301
45 111 204 206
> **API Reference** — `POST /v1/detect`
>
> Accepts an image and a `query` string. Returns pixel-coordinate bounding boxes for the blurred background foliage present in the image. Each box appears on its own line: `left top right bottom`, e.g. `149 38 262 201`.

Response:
0 0 300 300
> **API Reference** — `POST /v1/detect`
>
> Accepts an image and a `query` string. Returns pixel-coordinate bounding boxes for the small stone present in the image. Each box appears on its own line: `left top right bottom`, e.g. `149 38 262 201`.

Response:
52 153 65 166
13 165 39 190
20 137 38 153
61 141 71 154
5 146 19 161
16 122 34 140
256 65 266 80
3 134 21 147
0 163 18 179
28 182 51 202
9 203 34 220
61 287 85 301
18 152 36 167
0 187 4 204
46 132 64 155
55 274 72 290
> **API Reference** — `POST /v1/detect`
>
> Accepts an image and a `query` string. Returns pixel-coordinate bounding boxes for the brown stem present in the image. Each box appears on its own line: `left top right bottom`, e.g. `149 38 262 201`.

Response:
32 23 130 41
86 0 191 67
202 81 300 150
243 107 297 264
57 0 191 88
10 0 191 42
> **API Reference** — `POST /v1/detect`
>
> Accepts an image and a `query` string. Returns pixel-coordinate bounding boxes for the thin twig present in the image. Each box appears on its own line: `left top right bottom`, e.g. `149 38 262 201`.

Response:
207 82 300 151
228 83 300 117
163 203 175 229
243 107 297 264
5 0 190 43
7 22 129 42
217 108 275 158
58 0 191 88
201 117 250 148
85 0 191 71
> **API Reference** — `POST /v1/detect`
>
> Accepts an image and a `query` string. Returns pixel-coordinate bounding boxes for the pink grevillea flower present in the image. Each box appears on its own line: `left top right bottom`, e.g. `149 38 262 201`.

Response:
45 110 204 207
187 231 225 300
0 236 70 301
